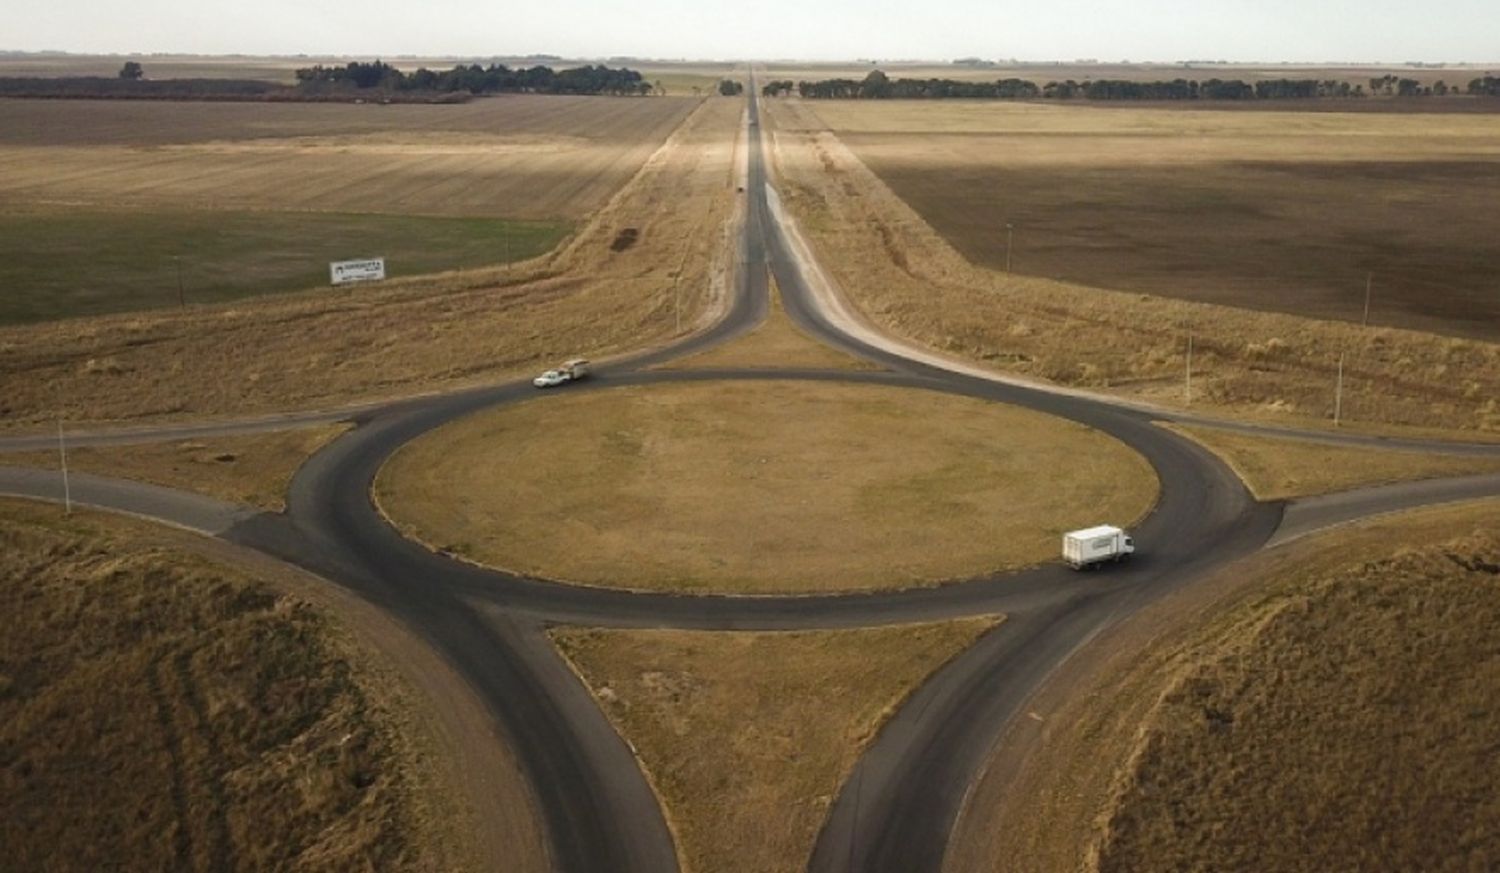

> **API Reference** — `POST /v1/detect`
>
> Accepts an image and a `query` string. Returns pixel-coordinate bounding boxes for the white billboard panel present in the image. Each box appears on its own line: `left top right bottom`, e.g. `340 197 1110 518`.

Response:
330 257 386 286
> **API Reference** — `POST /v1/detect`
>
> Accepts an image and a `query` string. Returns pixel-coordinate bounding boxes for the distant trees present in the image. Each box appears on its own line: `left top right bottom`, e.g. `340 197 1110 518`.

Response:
1469 76 1500 96
118 61 143 81
294 61 651 96
791 70 1498 102
761 80 795 97
717 79 744 96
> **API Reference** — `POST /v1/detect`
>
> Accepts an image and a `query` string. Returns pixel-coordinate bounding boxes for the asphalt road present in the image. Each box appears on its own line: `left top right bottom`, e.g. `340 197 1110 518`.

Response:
5 78 1500 873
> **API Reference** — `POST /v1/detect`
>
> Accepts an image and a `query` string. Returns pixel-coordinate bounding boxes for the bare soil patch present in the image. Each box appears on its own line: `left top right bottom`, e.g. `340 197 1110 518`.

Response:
1164 422 1500 500
0 96 742 430
0 423 348 511
377 381 1157 593
945 498 1500 873
552 617 998 873
764 98 1500 434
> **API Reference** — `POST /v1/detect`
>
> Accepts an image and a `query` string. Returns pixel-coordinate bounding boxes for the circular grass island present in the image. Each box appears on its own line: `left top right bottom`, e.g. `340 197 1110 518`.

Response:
375 381 1158 594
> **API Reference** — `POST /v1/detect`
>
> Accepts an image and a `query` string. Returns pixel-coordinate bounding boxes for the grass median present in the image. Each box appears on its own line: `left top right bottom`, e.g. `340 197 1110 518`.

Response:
1164 422 1500 500
552 617 999 873
376 381 1158 593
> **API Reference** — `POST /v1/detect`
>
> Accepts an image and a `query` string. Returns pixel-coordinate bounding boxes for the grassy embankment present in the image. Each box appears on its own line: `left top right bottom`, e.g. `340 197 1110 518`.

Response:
0 500 486 870
0 423 349 511
377 381 1158 593
1165 423 1500 500
945 498 1500 873
553 617 999 873
765 98 1500 434
0 95 743 429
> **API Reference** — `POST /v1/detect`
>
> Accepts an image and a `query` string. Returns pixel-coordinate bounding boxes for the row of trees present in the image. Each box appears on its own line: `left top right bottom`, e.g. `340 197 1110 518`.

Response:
718 79 744 96
294 61 653 96
792 70 1500 101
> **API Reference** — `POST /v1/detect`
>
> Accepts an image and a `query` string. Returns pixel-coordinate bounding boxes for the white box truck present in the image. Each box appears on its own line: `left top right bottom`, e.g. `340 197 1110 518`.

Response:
1063 525 1135 569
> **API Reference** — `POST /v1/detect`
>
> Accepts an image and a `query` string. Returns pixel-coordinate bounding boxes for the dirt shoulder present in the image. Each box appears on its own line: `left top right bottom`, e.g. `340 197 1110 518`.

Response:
763 98 1500 437
944 497 1500 873
1 96 743 432
0 499 549 872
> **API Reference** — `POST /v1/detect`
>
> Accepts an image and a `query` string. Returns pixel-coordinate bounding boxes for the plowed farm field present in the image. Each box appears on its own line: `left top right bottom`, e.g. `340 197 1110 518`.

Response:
0 95 696 218
790 100 1500 340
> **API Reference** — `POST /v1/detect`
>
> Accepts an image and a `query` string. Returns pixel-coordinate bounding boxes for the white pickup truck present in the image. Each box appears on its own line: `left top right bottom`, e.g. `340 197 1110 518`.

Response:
533 358 590 388
1062 525 1135 570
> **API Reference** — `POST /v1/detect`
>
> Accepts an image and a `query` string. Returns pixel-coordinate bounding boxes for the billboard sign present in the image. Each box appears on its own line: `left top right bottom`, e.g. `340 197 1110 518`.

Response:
330 257 386 286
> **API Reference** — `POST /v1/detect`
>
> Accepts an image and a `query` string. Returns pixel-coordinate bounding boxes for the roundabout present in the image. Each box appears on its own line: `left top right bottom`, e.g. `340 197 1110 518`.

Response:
375 380 1158 593
7 80 1500 873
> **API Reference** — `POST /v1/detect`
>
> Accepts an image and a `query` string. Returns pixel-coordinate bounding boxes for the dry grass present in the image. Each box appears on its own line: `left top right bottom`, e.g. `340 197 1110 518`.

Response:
0 96 742 430
944 498 1500 873
0 96 695 218
1094 531 1500 872
377 381 1157 592
0 499 433 870
1165 422 1500 500
764 99 1500 434
0 423 348 511
551 617 999 873
663 276 873 371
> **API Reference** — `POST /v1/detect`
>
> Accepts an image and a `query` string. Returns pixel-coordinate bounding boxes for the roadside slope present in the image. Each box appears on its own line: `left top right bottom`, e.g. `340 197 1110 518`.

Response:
0 499 550 872
946 498 1500 873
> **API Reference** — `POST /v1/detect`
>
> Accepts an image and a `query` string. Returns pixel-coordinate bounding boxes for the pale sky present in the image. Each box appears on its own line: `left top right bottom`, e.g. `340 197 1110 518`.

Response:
8 0 1499 63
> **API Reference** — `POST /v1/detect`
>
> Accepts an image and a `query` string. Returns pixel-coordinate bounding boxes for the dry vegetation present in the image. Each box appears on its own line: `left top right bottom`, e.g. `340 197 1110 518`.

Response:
1165 422 1500 500
0 423 348 511
764 99 1500 434
377 381 1157 592
551 617 999 873
0 500 441 870
662 276 873 371
0 96 693 217
945 498 1500 873
0 95 742 429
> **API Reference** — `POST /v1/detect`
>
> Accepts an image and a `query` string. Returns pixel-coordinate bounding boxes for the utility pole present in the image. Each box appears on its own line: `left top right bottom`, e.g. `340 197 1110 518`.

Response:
174 256 185 308
1334 352 1346 427
58 421 71 515
1185 333 1193 405
1005 223 1014 274
1361 272 1372 326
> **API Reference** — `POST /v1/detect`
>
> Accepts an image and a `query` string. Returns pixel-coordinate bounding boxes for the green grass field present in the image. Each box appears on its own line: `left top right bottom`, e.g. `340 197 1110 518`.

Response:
0 208 570 324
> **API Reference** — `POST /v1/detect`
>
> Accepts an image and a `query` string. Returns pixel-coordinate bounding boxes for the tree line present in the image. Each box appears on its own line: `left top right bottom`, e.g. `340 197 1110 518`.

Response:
785 70 1500 101
294 61 655 96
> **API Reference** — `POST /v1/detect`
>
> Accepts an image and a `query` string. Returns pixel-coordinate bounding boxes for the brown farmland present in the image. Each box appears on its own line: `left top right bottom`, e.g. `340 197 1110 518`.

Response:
793 100 1500 340
765 99 1500 434
0 95 697 218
